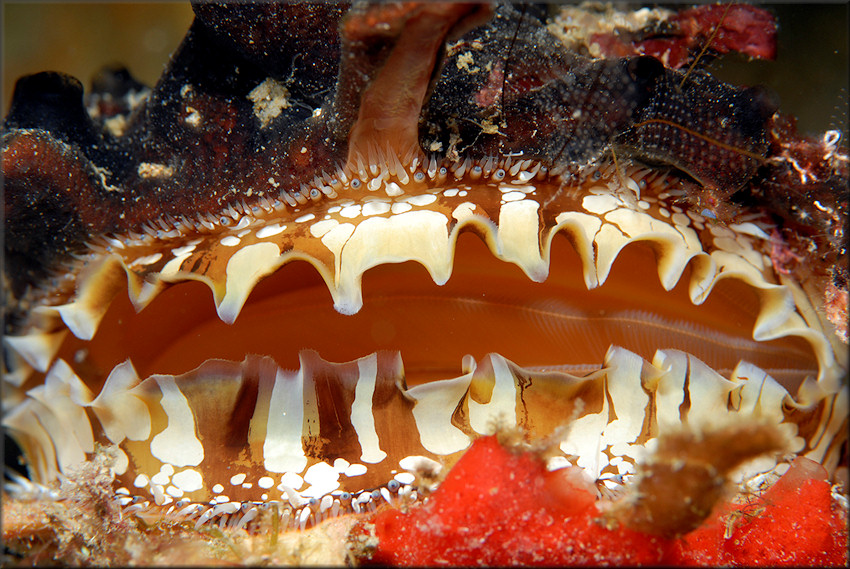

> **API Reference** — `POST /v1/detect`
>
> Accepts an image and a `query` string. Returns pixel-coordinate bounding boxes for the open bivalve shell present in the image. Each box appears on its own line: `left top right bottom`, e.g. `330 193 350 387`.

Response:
4 154 847 528
2 2 847 538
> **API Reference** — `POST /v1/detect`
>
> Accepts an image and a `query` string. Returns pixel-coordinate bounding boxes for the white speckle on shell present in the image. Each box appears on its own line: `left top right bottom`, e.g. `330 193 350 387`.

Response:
171 469 204 493
391 202 413 214
403 194 437 207
281 472 304 490
344 463 368 477
256 223 286 238
258 476 275 489
393 472 416 485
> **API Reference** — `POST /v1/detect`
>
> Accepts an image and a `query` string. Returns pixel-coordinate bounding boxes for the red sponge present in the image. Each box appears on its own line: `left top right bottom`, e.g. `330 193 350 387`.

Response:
667 457 849 566
362 436 848 567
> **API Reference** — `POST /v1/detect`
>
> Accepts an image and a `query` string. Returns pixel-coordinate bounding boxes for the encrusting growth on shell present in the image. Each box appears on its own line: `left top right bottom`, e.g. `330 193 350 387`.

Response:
1 443 364 566
608 421 790 538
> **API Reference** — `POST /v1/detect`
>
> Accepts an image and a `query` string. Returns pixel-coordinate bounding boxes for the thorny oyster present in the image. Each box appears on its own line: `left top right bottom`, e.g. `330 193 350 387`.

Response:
2 2 848 565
